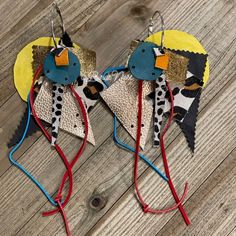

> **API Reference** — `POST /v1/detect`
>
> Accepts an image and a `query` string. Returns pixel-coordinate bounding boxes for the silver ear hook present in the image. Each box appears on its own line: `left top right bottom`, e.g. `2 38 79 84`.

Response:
52 2 65 34
51 2 66 48
148 11 165 51
51 20 57 48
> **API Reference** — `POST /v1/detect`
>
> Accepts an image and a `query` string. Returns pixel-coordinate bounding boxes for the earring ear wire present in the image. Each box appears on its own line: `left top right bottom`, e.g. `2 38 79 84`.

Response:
50 2 66 48
52 2 65 34
148 10 165 51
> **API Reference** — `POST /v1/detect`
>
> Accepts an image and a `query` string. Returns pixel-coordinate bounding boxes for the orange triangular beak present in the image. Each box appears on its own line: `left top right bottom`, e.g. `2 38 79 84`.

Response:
155 54 169 70
55 48 69 66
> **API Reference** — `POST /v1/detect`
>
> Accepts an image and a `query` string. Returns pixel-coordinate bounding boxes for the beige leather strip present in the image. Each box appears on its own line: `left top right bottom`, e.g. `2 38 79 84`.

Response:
101 73 153 149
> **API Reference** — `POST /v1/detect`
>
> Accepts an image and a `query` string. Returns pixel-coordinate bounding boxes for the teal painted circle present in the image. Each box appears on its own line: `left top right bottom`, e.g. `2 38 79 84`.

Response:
43 49 81 85
128 42 163 81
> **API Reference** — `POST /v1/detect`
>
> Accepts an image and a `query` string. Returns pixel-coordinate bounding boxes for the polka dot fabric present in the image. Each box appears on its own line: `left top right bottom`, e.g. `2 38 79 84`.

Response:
34 78 95 145
153 74 166 147
51 83 64 146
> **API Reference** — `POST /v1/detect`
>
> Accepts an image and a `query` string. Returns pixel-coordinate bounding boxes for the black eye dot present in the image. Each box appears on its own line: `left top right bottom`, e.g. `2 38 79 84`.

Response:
76 113 79 117
73 63 76 66
152 72 155 76
141 124 144 127
46 70 50 73
65 77 68 81
142 49 145 52
74 125 77 128
132 66 135 69
131 124 134 128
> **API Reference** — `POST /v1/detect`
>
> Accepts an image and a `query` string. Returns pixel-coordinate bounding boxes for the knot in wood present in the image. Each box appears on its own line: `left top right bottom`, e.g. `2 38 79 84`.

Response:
130 5 148 17
89 195 107 211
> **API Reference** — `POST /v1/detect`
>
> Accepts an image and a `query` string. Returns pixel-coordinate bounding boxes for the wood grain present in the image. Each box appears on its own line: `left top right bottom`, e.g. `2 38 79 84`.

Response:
0 0 108 106
228 227 236 236
0 0 235 235
85 75 236 236
156 148 236 236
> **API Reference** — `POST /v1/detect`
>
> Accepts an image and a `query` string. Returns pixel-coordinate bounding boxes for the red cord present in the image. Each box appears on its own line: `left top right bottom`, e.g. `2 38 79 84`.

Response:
133 80 190 217
160 81 190 225
55 195 72 236
30 65 73 236
57 85 89 195
42 85 89 217
30 66 74 200
30 65 89 235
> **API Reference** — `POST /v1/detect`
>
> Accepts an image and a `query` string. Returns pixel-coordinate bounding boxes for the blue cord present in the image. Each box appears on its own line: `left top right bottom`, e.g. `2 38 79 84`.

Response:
8 95 58 206
101 66 127 87
113 114 168 182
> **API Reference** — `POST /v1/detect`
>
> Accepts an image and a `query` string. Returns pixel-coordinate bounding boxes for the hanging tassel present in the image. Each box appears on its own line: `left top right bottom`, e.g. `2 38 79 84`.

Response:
55 195 72 236
42 84 89 217
133 80 188 214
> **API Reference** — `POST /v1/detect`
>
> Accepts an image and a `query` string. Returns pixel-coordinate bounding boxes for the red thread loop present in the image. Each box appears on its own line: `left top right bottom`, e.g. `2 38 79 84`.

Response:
42 85 89 218
143 204 149 213
55 194 63 202
31 65 89 235
133 80 191 222
160 81 190 225
55 198 71 236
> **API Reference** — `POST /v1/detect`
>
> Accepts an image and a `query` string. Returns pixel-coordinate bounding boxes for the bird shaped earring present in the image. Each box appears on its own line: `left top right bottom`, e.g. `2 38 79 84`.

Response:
101 10 209 225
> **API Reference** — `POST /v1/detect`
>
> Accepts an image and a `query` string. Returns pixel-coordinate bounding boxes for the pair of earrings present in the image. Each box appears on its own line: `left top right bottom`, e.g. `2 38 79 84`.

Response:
9 3 209 236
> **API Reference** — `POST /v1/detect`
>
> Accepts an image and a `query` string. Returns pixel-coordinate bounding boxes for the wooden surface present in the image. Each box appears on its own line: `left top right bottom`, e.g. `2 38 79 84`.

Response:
0 0 235 235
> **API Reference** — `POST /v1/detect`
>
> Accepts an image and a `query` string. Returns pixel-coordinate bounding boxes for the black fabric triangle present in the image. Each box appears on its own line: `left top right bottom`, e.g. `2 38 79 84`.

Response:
60 32 73 47
7 107 50 148
177 90 201 153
